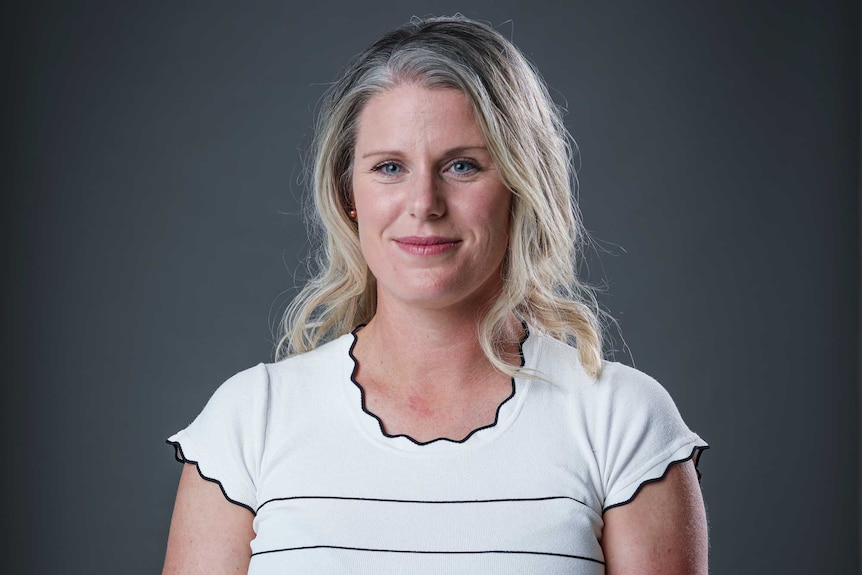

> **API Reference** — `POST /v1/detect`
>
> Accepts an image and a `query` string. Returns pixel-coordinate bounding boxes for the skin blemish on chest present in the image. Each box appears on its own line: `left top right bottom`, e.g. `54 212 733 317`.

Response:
406 394 436 419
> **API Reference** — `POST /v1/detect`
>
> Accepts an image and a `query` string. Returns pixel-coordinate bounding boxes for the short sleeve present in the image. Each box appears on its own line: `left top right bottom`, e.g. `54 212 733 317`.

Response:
167 363 270 514
594 363 708 511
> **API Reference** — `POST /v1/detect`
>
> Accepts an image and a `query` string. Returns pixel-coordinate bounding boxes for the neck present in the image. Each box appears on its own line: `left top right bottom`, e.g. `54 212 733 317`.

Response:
355 299 523 396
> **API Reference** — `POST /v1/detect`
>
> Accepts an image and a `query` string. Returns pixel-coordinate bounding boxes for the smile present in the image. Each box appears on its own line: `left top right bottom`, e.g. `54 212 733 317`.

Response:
393 236 461 256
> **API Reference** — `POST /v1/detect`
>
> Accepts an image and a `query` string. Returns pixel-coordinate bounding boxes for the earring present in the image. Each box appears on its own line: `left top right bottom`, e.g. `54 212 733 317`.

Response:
348 208 357 220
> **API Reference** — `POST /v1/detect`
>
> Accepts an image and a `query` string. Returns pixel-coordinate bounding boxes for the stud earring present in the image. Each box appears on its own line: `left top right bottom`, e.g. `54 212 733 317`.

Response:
348 208 357 220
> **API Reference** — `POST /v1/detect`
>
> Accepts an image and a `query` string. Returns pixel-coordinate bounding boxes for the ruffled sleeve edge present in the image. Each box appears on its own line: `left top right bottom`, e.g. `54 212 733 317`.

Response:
602 440 709 513
166 436 257 516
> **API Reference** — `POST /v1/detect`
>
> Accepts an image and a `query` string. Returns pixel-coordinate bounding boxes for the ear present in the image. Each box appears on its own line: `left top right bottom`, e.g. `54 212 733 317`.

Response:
342 186 357 222
339 171 354 212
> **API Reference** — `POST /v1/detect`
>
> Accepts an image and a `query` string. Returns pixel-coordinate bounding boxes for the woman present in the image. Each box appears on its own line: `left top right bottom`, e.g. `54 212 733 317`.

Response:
164 15 708 574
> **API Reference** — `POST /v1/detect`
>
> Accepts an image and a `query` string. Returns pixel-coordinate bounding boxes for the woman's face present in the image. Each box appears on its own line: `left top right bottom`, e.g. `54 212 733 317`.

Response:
351 84 512 315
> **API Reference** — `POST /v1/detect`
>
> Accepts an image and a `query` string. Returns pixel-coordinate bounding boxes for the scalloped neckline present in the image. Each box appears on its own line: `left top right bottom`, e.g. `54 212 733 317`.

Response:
345 324 530 448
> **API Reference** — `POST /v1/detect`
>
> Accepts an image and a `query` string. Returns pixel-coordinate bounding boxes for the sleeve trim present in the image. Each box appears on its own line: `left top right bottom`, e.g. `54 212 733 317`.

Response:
166 439 257 516
602 444 708 513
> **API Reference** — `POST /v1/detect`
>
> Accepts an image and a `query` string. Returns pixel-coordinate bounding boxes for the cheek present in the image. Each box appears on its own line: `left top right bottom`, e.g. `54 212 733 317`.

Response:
480 196 512 248
354 206 392 270
353 183 397 219
355 219 378 258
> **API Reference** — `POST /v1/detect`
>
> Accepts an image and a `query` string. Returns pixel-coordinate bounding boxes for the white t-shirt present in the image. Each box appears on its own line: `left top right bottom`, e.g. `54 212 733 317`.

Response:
168 327 707 574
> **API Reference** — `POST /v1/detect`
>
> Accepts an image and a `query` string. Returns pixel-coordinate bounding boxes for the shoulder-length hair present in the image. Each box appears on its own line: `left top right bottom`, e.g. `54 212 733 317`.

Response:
276 15 603 378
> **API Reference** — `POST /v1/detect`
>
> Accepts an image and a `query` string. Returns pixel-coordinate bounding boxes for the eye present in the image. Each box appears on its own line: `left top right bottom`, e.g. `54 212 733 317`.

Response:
449 159 478 176
372 161 403 176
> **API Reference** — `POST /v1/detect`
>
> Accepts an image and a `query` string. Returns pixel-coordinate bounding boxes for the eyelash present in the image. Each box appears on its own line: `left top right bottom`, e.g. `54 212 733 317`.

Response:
370 161 403 176
370 159 480 177
449 159 479 176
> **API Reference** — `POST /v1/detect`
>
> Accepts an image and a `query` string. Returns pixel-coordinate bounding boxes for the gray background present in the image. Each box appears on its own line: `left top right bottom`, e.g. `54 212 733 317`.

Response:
5 1 859 573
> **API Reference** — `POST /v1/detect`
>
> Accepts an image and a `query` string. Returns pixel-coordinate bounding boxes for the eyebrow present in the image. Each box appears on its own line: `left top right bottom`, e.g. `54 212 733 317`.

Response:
359 145 489 160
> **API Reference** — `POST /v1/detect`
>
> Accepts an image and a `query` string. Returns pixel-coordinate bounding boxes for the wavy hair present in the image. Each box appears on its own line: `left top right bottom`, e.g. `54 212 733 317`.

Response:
276 15 604 378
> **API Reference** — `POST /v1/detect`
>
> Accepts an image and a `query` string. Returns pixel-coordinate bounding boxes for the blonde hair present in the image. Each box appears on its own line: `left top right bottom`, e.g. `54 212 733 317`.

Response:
276 15 604 378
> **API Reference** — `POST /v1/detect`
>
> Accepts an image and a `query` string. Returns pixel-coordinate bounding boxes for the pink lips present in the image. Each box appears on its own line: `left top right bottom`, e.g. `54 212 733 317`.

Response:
393 236 460 256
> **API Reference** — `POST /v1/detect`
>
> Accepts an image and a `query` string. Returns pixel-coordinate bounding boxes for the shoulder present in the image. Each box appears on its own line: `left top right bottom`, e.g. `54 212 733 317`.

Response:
266 331 354 386
531 331 673 406
174 361 273 437
208 362 271 401
201 331 351 401
530 330 706 507
191 331 355 422
533 331 689 438
594 359 681 416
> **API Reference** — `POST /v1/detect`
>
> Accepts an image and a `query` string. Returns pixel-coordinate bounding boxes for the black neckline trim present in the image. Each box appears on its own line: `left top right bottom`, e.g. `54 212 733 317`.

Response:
166 439 256 516
347 323 529 446
601 444 709 513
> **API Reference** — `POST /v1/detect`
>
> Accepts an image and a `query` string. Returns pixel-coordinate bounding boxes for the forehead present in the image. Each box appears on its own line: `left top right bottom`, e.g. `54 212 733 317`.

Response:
354 84 486 152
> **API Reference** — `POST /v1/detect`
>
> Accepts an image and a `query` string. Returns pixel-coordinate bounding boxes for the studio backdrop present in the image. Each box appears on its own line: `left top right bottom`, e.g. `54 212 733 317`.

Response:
5 1 859 573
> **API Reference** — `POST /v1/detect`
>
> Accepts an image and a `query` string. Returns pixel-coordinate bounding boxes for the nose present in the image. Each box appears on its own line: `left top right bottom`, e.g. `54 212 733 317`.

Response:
408 169 445 219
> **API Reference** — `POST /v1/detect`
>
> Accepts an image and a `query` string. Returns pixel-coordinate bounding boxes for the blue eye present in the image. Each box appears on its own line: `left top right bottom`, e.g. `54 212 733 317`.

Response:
450 160 477 175
374 162 402 175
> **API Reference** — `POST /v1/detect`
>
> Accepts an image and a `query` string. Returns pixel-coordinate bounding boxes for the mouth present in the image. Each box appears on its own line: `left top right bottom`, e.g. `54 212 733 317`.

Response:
393 236 461 255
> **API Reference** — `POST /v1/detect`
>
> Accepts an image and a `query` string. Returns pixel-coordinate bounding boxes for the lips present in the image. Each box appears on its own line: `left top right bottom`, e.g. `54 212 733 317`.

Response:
393 236 461 256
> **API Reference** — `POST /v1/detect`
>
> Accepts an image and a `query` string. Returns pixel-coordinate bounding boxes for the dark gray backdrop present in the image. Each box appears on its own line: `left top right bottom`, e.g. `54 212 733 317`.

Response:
5 1 859 573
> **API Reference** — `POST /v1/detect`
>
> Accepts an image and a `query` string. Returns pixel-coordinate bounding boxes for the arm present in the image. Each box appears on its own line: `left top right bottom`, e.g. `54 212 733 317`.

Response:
601 459 708 575
162 463 256 575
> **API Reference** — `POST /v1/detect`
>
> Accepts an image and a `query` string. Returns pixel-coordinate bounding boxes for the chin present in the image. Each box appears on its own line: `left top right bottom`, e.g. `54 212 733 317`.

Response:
385 280 499 312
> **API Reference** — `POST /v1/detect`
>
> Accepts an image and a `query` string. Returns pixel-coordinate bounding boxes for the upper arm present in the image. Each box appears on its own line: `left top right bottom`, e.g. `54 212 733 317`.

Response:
162 463 256 575
601 459 708 575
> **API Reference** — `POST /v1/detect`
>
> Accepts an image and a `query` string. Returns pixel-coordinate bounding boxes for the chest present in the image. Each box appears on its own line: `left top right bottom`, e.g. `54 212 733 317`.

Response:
359 375 516 443
247 379 608 574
